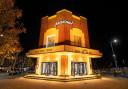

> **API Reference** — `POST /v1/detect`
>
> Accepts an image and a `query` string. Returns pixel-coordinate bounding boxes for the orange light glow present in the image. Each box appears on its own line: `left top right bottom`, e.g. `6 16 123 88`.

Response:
26 9 102 79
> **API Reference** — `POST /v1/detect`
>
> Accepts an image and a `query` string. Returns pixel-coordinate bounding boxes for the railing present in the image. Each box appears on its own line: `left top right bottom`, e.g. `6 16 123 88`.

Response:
39 40 82 48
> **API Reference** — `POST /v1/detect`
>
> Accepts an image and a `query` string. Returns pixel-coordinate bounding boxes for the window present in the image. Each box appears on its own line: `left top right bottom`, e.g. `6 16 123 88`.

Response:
46 35 55 47
74 35 81 46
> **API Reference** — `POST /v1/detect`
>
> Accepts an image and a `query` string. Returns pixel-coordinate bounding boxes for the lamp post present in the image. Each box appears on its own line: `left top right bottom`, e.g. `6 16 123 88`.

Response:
110 39 118 70
0 34 4 37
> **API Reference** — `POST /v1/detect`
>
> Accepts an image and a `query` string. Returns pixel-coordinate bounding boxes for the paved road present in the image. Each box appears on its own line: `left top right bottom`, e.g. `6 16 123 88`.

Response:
0 76 128 89
0 73 9 79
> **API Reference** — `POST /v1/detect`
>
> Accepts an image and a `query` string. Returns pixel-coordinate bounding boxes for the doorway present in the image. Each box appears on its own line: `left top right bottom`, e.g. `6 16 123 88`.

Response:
71 62 87 76
42 62 57 76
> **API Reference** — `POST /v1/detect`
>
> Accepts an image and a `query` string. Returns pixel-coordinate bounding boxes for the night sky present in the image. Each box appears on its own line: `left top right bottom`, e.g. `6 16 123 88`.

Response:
15 0 127 68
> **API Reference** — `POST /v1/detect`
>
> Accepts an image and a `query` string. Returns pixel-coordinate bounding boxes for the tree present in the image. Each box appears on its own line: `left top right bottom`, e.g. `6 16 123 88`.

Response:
0 0 26 68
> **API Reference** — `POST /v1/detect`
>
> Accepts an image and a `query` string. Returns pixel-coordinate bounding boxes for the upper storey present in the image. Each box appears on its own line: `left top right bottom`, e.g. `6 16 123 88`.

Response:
39 9 90 48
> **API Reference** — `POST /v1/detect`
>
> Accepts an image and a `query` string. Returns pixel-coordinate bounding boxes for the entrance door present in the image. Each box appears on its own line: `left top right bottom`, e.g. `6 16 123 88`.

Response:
71 62 87 76
42 62 57 76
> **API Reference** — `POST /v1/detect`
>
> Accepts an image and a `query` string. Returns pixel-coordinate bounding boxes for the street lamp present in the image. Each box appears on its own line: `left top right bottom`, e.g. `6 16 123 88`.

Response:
110 38 118 69
0 34 4 37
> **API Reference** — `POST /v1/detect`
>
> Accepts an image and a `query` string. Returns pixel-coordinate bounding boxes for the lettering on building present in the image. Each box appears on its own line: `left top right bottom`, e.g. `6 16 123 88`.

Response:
55 19 73 26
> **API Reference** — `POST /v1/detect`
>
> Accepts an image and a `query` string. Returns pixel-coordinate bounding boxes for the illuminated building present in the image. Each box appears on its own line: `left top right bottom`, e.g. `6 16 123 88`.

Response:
26 9 102 78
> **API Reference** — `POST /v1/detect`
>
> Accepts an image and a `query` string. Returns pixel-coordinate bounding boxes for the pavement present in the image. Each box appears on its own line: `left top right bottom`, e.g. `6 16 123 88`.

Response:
101 73 128 78
0 74 128 89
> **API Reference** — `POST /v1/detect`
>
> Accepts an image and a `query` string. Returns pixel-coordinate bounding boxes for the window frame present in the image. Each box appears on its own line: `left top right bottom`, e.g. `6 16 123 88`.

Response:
46 35 55 48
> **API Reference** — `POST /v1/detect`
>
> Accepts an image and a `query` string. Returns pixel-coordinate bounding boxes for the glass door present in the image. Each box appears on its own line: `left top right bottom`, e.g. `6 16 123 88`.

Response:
71 62 87 76
42 62 57 76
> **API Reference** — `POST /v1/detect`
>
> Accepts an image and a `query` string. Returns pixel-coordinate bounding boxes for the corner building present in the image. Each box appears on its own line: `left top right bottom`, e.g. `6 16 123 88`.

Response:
27 9 102 78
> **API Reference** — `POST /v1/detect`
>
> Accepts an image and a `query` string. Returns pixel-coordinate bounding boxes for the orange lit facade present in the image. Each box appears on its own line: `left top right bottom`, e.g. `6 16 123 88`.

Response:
27 9 102 78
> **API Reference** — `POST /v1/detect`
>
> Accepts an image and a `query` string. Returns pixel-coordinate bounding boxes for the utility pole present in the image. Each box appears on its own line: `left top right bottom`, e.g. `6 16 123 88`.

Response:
110 38 119 77
110 42 118 69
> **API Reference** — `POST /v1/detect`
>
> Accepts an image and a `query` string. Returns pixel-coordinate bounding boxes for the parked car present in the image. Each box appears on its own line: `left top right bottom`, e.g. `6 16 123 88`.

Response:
0 67 8 72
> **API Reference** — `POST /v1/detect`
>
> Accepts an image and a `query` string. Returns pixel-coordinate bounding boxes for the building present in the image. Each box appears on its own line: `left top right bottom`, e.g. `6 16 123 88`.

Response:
26 9 102 78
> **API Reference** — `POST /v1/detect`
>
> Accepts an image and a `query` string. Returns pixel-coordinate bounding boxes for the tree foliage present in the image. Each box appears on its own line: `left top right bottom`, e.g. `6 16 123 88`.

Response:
0 0 26 66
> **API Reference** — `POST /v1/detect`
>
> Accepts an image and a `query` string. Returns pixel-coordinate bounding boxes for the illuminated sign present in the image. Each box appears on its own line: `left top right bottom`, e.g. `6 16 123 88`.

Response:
55 19 73 26
27 45 64 55
27 45 100 56
64 45 88 54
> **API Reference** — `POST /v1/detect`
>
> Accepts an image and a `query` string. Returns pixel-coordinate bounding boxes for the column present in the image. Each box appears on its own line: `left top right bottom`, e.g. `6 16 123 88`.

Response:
59 55 69 77
87 57 93 75
36 56 42 75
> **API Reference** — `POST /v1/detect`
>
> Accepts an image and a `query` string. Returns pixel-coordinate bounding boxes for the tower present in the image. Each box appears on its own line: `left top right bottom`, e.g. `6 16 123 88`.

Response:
39 9 90 48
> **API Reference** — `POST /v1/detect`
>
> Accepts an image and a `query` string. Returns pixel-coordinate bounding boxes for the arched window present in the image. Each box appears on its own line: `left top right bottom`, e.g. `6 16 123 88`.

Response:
46 35 55 47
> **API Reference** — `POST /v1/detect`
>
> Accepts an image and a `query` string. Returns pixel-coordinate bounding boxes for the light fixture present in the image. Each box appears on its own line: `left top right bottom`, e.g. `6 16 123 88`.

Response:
0 34 4 37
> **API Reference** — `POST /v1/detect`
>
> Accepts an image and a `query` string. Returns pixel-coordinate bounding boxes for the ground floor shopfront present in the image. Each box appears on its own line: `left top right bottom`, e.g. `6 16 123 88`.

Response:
27 45 102 78
41 61 87 76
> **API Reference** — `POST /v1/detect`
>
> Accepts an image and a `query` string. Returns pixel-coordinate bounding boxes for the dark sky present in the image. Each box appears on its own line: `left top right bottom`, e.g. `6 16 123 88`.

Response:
16 0 127 68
